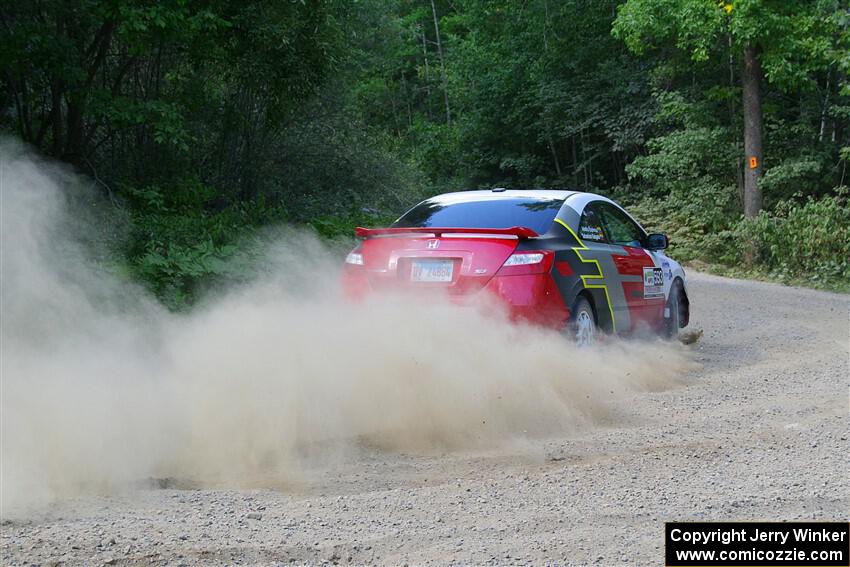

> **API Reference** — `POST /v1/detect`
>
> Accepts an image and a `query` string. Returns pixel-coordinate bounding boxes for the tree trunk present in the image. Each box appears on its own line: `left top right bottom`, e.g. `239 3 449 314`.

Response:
728 33 744 208
401 72 413 127
547 132 562 177
742 45 763 218
64 98 85 161
390 91 401 137
819 69 831 142
430 0 451 125
571 136 578 185
420 30 433 120
50 81 63 156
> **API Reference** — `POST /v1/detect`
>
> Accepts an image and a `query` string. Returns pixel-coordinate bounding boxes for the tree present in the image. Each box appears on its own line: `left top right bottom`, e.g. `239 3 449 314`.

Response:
430 0 655 188
429 0 451 125
613 0 840 218
1 0 345 190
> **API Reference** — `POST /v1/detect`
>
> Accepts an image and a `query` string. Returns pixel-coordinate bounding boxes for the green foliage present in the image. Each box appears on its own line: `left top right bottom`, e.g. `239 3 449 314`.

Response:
625 127 740 234
741 191 850 286
3 0 849 302
760 156 824 200
2 0 348 184
629 191 850 290
613 0 839 88
624 194 738 267
611 0 848 289
613 0 723 62
122 178 286 309
267 99 428 222
310 211 397 241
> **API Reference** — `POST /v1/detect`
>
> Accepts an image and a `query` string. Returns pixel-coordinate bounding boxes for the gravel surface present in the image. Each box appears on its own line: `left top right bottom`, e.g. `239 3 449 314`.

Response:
2 272 848 566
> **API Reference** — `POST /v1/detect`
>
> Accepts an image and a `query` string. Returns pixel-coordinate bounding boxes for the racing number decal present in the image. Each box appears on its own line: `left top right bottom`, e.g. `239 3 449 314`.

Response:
643 267 664 299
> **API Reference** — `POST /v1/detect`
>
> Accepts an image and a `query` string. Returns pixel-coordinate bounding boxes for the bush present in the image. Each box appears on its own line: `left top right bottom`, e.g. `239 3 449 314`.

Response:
309 210 397 241
623 126 742 261
740 190 850 285
628 188 849 291
121 176 410 309
621 186 739 266
122 178 288 310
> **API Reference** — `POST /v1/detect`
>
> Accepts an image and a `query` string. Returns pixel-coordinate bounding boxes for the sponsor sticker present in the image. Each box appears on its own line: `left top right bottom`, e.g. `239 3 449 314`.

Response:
580 225 604 241
662 260 673 280
643 267 664 299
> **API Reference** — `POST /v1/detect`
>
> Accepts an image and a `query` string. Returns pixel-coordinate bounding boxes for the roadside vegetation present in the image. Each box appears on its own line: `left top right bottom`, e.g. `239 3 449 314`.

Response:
3 0 848 307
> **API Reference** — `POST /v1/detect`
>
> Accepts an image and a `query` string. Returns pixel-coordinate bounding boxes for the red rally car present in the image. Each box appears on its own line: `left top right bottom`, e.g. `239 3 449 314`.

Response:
342 189 689 345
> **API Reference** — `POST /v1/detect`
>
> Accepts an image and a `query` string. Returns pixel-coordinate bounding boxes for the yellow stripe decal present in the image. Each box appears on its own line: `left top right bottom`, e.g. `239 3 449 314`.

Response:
554 218 617 333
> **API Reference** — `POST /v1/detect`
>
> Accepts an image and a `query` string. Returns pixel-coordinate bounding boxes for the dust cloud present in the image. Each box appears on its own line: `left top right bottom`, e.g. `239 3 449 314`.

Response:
0 140 695 516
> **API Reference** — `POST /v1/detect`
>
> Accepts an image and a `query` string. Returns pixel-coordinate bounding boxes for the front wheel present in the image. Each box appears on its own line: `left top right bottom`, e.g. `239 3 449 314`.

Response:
569 296 597 347
663 282 682 339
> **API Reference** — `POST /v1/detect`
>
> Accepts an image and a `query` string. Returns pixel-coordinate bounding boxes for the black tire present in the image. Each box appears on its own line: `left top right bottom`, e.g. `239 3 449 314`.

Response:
569 296 597 347
663 281 682 339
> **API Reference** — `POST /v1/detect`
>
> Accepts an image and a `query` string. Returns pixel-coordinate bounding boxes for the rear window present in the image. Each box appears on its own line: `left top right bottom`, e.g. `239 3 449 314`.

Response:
393 196 564 235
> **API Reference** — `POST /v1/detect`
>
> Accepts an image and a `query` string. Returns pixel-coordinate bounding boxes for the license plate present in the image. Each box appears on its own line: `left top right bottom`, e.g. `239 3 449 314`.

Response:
411 259 454 282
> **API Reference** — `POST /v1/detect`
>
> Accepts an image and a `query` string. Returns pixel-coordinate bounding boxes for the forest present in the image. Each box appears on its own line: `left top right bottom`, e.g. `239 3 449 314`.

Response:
2 0 849 307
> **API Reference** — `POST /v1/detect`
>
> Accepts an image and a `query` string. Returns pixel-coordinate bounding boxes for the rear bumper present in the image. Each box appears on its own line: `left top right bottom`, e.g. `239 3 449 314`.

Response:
342 268 569 329
482 273 569 328
341 266 372 300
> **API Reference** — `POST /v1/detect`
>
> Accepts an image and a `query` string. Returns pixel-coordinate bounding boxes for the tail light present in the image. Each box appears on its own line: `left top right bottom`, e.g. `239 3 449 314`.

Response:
345 251 364 265
496 250 553 275
503 252 545 266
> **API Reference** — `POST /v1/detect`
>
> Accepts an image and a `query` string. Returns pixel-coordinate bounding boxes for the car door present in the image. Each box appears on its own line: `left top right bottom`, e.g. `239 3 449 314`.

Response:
596 203 665 331
573 202 631 333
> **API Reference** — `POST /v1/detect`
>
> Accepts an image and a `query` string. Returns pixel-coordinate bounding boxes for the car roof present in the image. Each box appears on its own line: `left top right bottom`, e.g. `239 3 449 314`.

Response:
427 189 579 202
399 189 645 235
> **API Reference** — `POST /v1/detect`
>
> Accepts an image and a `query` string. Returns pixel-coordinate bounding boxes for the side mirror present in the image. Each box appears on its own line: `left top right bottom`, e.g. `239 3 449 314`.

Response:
645 233 669 250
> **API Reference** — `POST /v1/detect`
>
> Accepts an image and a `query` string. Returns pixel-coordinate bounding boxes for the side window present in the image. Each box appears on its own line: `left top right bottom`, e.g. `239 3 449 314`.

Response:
578 203 606 242
598 203 644 247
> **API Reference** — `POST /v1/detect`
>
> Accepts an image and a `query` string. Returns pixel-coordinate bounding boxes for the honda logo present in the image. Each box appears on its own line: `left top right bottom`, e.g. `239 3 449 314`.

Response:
426 239 440 249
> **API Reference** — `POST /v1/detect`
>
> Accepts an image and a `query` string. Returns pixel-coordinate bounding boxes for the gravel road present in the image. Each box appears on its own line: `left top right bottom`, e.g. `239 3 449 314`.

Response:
2 272 848 566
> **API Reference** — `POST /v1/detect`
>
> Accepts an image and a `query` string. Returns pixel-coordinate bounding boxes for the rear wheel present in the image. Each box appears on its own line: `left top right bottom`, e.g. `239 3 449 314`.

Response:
569 296 597 347
663 281 682 339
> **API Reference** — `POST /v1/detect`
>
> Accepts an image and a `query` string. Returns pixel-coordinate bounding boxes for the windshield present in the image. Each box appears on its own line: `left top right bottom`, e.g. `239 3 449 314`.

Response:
393 196 564 235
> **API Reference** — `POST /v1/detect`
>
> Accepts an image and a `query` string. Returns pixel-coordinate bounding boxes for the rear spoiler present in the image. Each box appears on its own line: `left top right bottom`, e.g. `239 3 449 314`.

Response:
355 226 539 239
